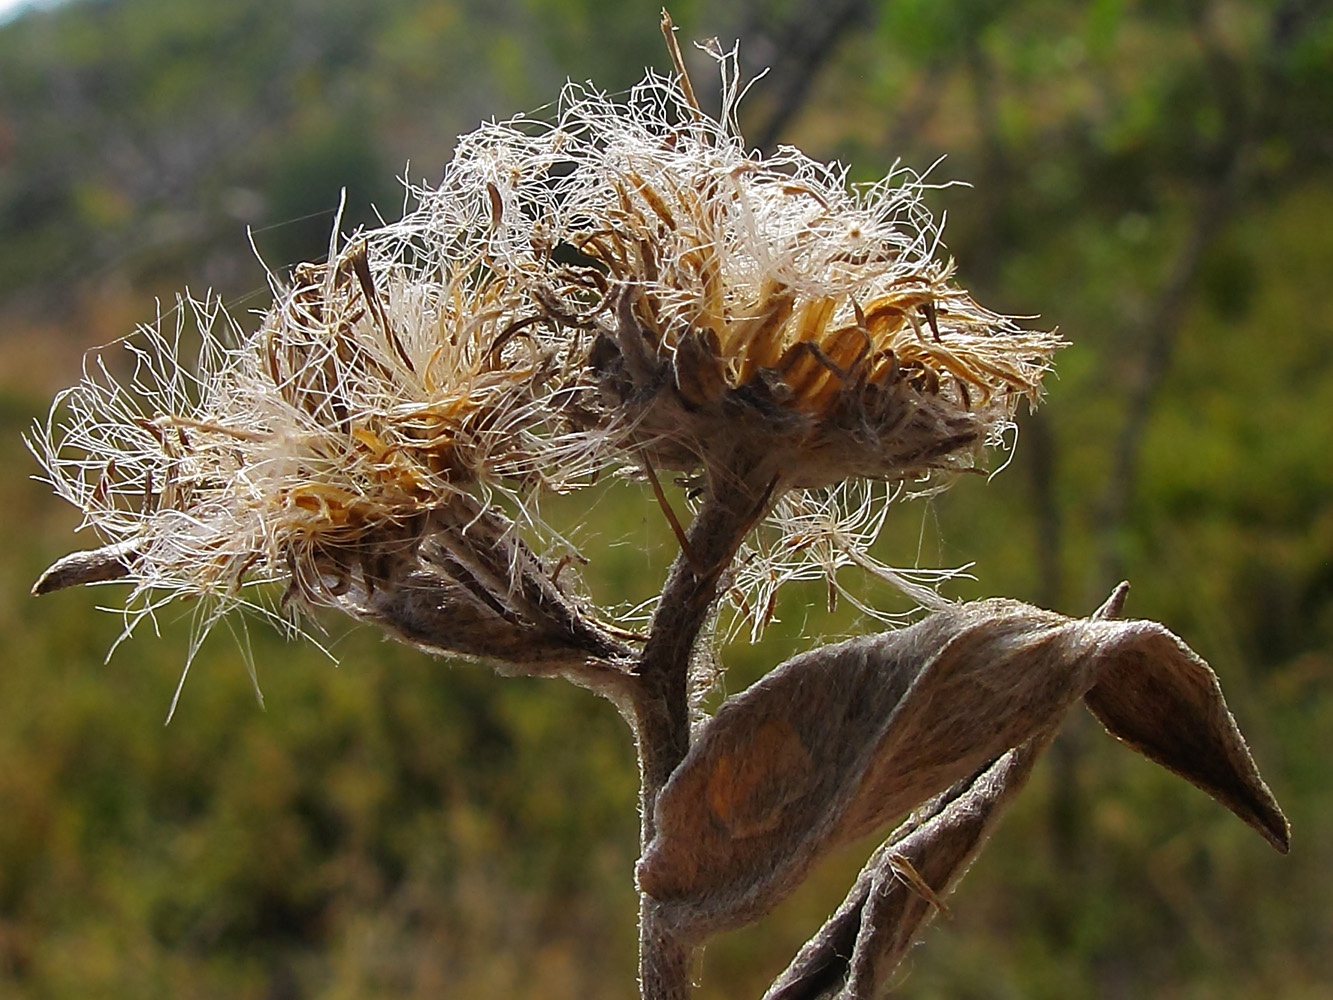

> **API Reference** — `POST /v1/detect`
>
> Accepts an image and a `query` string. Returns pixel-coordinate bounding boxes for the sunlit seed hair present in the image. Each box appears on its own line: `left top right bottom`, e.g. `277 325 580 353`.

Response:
726 480 976 643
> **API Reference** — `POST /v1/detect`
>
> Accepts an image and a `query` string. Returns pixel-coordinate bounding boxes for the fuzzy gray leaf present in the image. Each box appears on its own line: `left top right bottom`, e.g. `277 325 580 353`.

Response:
1083 623 1289 852
764 738 1050 1000
637 595 1287 940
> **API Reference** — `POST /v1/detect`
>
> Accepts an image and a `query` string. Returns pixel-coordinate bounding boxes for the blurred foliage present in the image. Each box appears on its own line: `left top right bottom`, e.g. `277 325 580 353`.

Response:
1 0 1331 997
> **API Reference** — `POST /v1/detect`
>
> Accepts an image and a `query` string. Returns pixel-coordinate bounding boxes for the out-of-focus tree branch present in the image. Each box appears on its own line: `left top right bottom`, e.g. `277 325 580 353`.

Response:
1096 0 1311 592
739 0 874 151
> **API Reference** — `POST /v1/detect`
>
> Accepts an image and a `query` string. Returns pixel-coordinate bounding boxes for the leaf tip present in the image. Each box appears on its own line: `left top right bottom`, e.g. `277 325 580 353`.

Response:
31 541 136 595
1266 814 1292 855
1092 581 1131 621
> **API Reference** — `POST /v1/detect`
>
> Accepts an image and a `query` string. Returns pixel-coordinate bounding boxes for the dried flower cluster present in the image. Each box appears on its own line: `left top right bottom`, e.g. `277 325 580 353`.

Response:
32 45 1060 658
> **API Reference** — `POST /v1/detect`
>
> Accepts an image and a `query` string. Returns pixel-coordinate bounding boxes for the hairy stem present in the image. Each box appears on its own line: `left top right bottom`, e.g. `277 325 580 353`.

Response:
632 466 775 1000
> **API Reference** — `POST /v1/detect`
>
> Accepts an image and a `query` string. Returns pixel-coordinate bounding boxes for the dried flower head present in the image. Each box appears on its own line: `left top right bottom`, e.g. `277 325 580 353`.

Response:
459 43 1063 630
516 54 1063 491
29 201 599 664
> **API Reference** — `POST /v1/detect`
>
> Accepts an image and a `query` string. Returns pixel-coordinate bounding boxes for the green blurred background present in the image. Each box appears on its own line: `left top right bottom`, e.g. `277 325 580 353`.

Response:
1 0 1330 996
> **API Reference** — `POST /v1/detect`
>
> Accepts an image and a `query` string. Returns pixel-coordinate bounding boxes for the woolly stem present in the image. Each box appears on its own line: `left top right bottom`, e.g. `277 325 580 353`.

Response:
632 464 775 1000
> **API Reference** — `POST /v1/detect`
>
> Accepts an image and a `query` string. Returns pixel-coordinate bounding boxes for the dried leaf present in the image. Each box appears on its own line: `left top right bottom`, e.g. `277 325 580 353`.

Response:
1084 624 1289 852
765 587 1128 1000
638 594 1287 940
764 738 1050 1000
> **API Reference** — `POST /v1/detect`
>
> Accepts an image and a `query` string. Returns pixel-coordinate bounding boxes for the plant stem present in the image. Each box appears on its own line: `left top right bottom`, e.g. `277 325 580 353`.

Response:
632 467 774 1000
